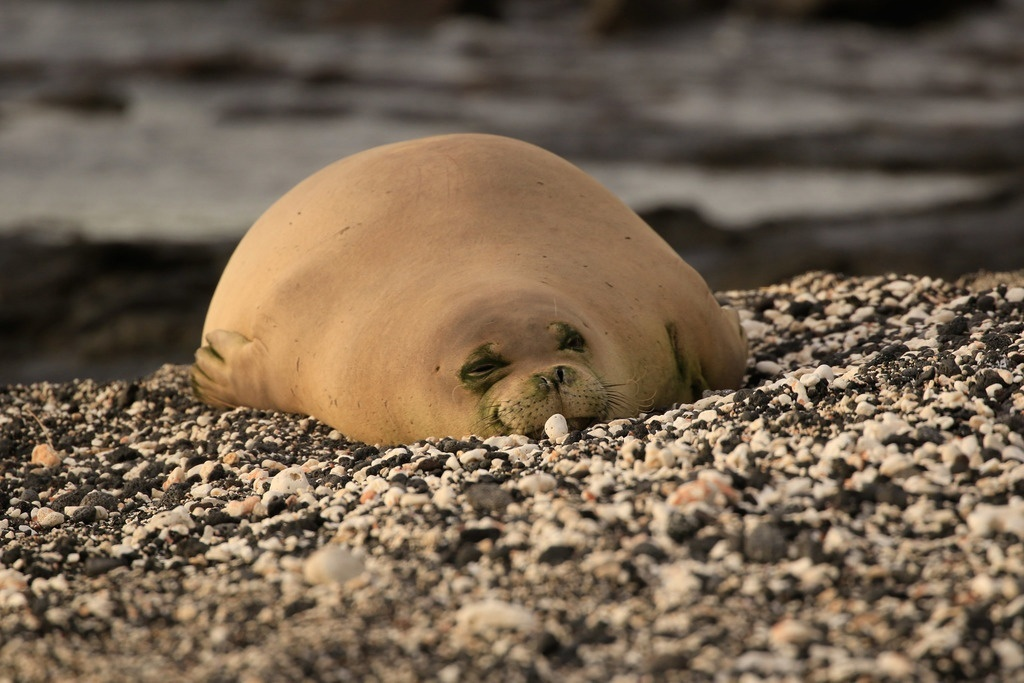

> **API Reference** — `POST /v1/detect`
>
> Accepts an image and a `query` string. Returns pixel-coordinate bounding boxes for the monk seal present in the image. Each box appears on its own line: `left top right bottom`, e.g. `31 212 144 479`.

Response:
192 133 747 444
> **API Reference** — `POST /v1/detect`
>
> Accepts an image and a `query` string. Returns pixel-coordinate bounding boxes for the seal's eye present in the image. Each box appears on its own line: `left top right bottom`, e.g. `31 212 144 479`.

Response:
459 346 510 388
560 331 586 352
465 361 499 377
551 322 587 353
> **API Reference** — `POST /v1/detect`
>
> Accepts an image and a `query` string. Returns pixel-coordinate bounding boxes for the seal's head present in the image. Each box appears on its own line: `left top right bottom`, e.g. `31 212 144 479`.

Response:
376 285 661 442
457 319 618 438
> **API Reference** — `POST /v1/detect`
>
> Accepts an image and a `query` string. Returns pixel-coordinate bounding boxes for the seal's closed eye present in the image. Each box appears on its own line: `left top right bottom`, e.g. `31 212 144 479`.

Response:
459 344 510 389
551 322 587 352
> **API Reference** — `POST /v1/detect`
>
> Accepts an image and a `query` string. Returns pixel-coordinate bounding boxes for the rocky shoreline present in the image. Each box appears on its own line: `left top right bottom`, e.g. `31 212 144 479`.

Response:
2 271 1023 681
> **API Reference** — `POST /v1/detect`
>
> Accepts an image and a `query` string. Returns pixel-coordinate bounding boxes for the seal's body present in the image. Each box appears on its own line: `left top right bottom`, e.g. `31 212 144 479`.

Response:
193 134 747 444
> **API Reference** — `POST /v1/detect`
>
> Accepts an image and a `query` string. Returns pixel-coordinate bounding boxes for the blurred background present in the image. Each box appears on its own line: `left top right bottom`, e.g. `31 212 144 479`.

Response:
1 0 1022 384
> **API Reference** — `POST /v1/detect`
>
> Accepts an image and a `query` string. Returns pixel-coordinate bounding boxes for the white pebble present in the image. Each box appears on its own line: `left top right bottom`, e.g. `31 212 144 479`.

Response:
458 448 487 466
967 500 1024 538
399 493 431 508
697 409 718 424
850 306 876 322
143 506 194 534
303 545 364 585
855 401 876 417
544 413 569 441
433 486 457 508
518 472 557 495
814 364 836 383
993 639 1024 669
455 600 534 634
769 618 819 647
269 467 311 495
755 360 783 375
225 496 260 517
33 507 65 528
1006 287 1024 303
876 652 915 677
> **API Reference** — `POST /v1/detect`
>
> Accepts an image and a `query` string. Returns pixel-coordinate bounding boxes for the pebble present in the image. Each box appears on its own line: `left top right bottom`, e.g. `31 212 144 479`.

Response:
302 545 365 585
770 618 820 648
1 272 1022 681
544 413 569 441
455 600 535 634
755 360 783 375
518 472 557 495
966 500 1024 538
465 483 513 514
30 443 62 468
268 466 311 494
33 507 65 528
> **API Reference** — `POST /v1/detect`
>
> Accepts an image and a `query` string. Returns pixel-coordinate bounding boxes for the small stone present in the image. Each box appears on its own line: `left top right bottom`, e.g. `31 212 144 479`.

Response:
744 521 788 563
465 483 513 514
755 360 783 375
225 496 260 517
84 557 126 577
455 600 534 634
81 491 118 511
457 448 488 466
144 506 195 534
433 486 458 508
269 467 311 495
538 545 575 565
697 409 718 424
993 639 1024 669
876 652 915 677
302 545 364 585
30 444 62 468
33 507 65 528
769 618 819 647
1005 287 1024 303
70 506 98 524
544 414 569 441
966 501 1024 538
855 401 876 417
518 472 557 495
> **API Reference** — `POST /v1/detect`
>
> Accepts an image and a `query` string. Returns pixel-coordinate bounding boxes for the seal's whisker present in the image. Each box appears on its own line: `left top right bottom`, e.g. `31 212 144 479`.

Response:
469 400 507 437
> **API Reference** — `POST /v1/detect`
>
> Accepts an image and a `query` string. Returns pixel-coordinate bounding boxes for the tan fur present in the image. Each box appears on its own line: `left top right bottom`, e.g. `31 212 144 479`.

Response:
193 134 747 444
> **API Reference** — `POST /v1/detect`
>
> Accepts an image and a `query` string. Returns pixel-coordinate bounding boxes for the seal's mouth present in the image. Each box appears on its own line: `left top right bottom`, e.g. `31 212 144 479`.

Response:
566 416 598 432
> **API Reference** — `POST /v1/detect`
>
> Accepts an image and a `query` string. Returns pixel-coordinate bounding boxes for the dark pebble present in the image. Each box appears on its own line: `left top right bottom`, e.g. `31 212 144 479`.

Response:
49 489 85 512
633 542 668 562
162 483 190 508
744 521 788 563
465 483 513 514
84 556 126 577
81 490 118 510
70 506 98 524
105 446 143 464
538 545 576 565
460 527 502 544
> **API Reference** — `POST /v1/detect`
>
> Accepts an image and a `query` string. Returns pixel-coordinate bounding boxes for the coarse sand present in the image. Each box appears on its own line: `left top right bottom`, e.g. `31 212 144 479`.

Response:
2 271 1023 682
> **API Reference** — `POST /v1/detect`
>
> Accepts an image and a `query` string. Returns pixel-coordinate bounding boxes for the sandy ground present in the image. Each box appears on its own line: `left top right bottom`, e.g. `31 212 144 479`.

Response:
2 271 1023 681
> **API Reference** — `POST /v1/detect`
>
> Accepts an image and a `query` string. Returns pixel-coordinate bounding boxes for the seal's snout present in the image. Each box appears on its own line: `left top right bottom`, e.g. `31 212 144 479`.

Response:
536 365 575 392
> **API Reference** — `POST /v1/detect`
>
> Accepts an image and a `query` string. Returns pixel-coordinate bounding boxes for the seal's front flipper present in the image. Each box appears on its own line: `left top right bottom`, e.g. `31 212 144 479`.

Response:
191 329 268 409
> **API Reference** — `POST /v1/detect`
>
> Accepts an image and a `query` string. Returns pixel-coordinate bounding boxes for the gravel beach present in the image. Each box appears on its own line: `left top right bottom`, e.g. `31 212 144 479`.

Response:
2 271 1023 682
